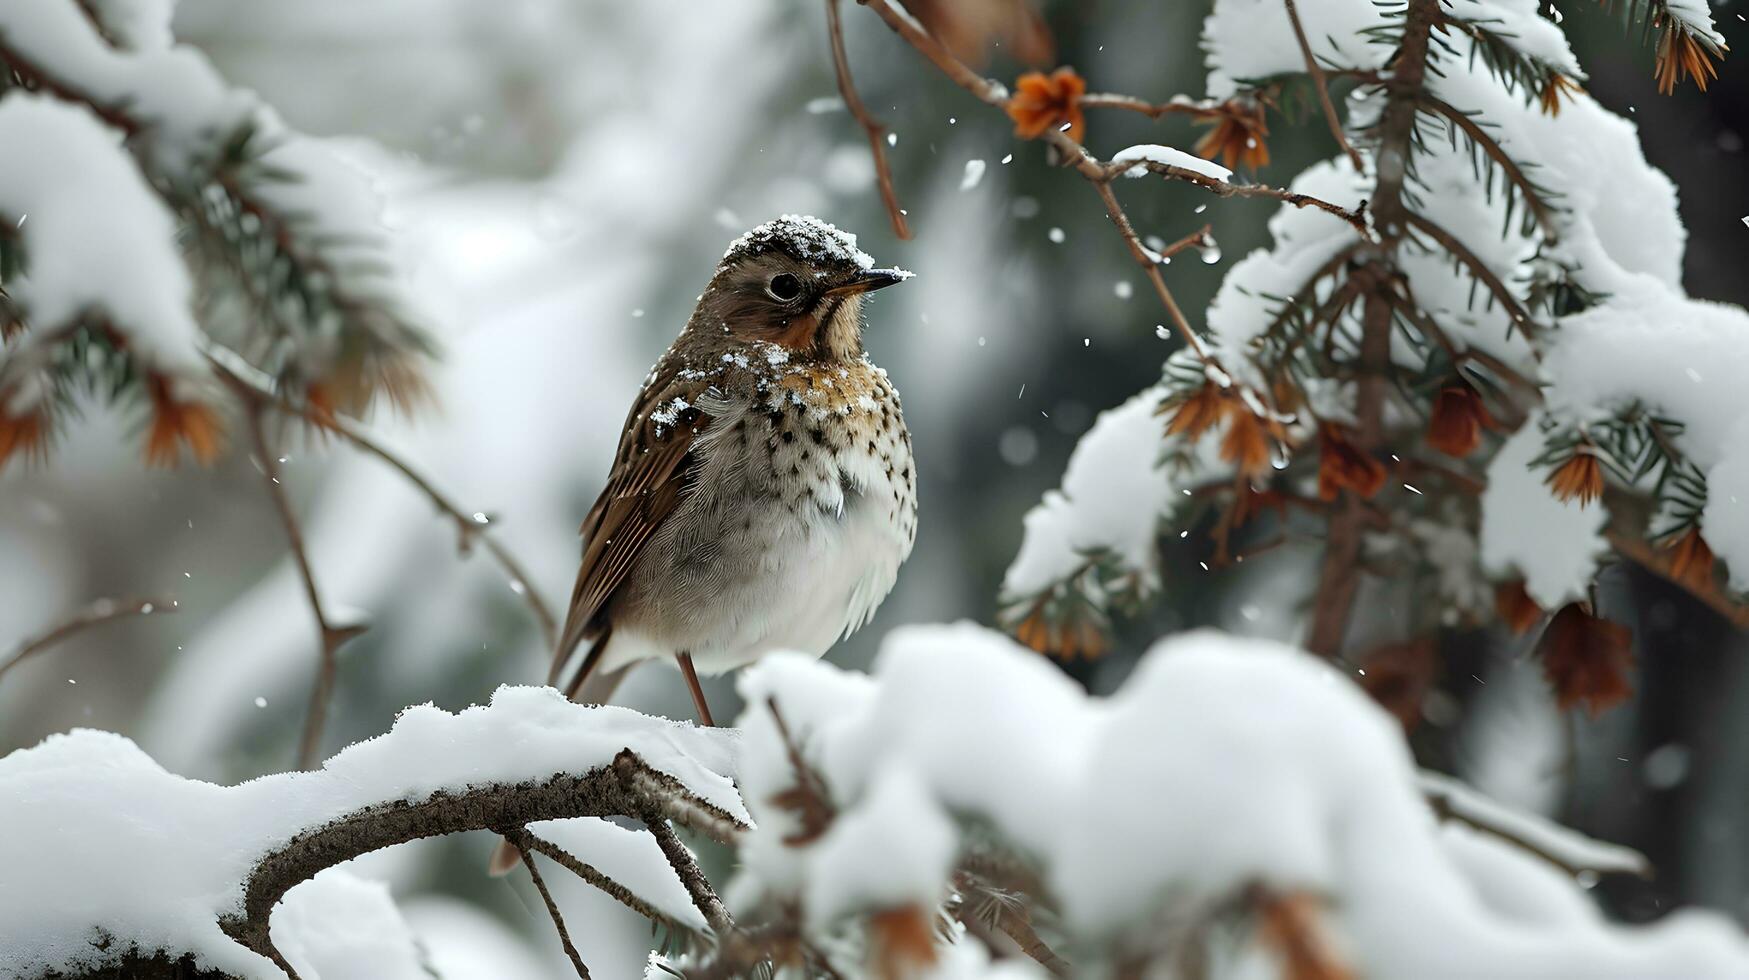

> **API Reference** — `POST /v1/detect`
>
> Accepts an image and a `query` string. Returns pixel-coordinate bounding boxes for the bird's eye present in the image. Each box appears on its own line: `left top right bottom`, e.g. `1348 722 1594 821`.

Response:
766 273 803 302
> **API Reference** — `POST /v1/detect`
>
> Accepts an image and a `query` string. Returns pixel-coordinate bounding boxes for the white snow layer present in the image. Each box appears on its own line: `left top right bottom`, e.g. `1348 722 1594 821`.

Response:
1010 0 1749 607
1202 0 1580 100
0 95 205 380
1112 143 1234 183
1480 421 1606 607
1001 386 1232 604
733 624 1749 976
0 686 740 979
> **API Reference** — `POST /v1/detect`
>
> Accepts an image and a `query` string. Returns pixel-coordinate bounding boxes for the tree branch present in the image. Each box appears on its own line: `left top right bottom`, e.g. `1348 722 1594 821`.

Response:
0 595 176 685
825 0 910 239
207 351 559 653
507 830 593 978
1305 0 1443 659
1404 211 1536 334
1079 92 1223 120
516 831 690 927
230 390 366 771
1282 0 1365 170
219 749 737 967
1417 94 1557 237
641 814 733 936
1104 159 1369 234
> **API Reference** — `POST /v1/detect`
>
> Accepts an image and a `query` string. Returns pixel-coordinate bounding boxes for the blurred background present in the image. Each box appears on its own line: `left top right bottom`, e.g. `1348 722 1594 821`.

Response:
1 0 1745 973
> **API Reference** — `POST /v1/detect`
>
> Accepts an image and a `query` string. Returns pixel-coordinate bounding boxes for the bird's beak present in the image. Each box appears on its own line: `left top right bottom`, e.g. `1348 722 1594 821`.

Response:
827 267 912 296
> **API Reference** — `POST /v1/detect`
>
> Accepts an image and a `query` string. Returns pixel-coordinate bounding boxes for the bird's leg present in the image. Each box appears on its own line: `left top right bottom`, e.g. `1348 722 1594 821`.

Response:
676 652 716 727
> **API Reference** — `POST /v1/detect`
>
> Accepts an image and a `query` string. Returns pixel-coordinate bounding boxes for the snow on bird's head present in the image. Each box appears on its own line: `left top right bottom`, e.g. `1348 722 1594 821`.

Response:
721 214 877 272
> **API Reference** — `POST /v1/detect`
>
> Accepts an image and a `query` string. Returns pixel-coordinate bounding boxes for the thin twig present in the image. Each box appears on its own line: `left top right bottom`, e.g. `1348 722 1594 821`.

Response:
1282 0 1365 170
825 0 910 239
1607 531 1749 629
853 0 1362 391
1080 92 1223 119
0 596 176 685
1105 159 1370 234
1420 774 1652 878
517 831 689 926
232 393 367 770
1157 224 1216 262
206 351 558 652
642 814 734 935
509 830 593 978
612 750 750 844
855 0 1213 357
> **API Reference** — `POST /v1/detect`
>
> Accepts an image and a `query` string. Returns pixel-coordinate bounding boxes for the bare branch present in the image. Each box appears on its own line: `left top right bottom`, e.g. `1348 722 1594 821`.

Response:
517 831 689 926
613 751 750 844
1103 159 1370 234
1607 531 1749 629
229 389 367 771
508 830 593 978
642 814 733 935
0 596 176 685
206 351 558 653
825 0 910 239
1421 772 1652 878
1282 0 1365 170
1080 92 1223 120
217 748 732 968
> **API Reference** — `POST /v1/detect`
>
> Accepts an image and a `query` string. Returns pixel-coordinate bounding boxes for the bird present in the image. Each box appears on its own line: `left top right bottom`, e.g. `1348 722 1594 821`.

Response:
551 213 917 725
488 216 916 876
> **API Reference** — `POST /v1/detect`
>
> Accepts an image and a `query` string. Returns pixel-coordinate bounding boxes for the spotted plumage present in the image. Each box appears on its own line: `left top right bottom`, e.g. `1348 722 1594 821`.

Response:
549 215 917 711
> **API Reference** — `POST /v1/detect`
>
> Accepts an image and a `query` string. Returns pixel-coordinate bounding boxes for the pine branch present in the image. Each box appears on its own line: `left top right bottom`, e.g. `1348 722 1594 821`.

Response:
1416 94 1558 238
1305 0 1443 659
1403 211 1536 333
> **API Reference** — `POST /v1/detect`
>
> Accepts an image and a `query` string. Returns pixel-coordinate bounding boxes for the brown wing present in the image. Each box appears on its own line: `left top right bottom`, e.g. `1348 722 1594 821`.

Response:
547 362 711 684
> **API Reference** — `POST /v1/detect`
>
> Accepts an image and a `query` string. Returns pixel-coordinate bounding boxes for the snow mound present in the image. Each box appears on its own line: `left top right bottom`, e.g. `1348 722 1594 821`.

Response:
0 686 740 980
734 624 1749 975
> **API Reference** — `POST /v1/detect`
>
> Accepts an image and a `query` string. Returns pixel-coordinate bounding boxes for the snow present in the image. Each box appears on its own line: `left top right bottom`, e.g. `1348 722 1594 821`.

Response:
1002 386 1231 603
1202 0 1580 100
804 765 956 928
0 0 257 171
0 94 205 380
1112 143 1234 183
959 159 986 191
270 872 428 980
1418 771 1650 877
0 686 740 979
1479 421 1605 608
732 624 1749 975
722 213 877 271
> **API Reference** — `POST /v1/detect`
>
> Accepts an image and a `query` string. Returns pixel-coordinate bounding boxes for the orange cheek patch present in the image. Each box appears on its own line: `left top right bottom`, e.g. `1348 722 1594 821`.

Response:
770 312 823 350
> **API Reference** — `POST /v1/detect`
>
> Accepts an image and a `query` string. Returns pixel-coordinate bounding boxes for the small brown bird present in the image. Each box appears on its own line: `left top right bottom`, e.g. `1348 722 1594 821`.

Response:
549 215 917 721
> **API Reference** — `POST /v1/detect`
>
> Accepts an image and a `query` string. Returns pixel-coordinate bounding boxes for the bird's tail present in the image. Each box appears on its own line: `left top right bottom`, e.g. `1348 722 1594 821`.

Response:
489 631 626 877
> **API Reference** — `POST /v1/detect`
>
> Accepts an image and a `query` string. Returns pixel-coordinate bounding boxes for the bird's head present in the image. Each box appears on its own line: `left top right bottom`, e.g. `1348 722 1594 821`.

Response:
692 215 911 361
